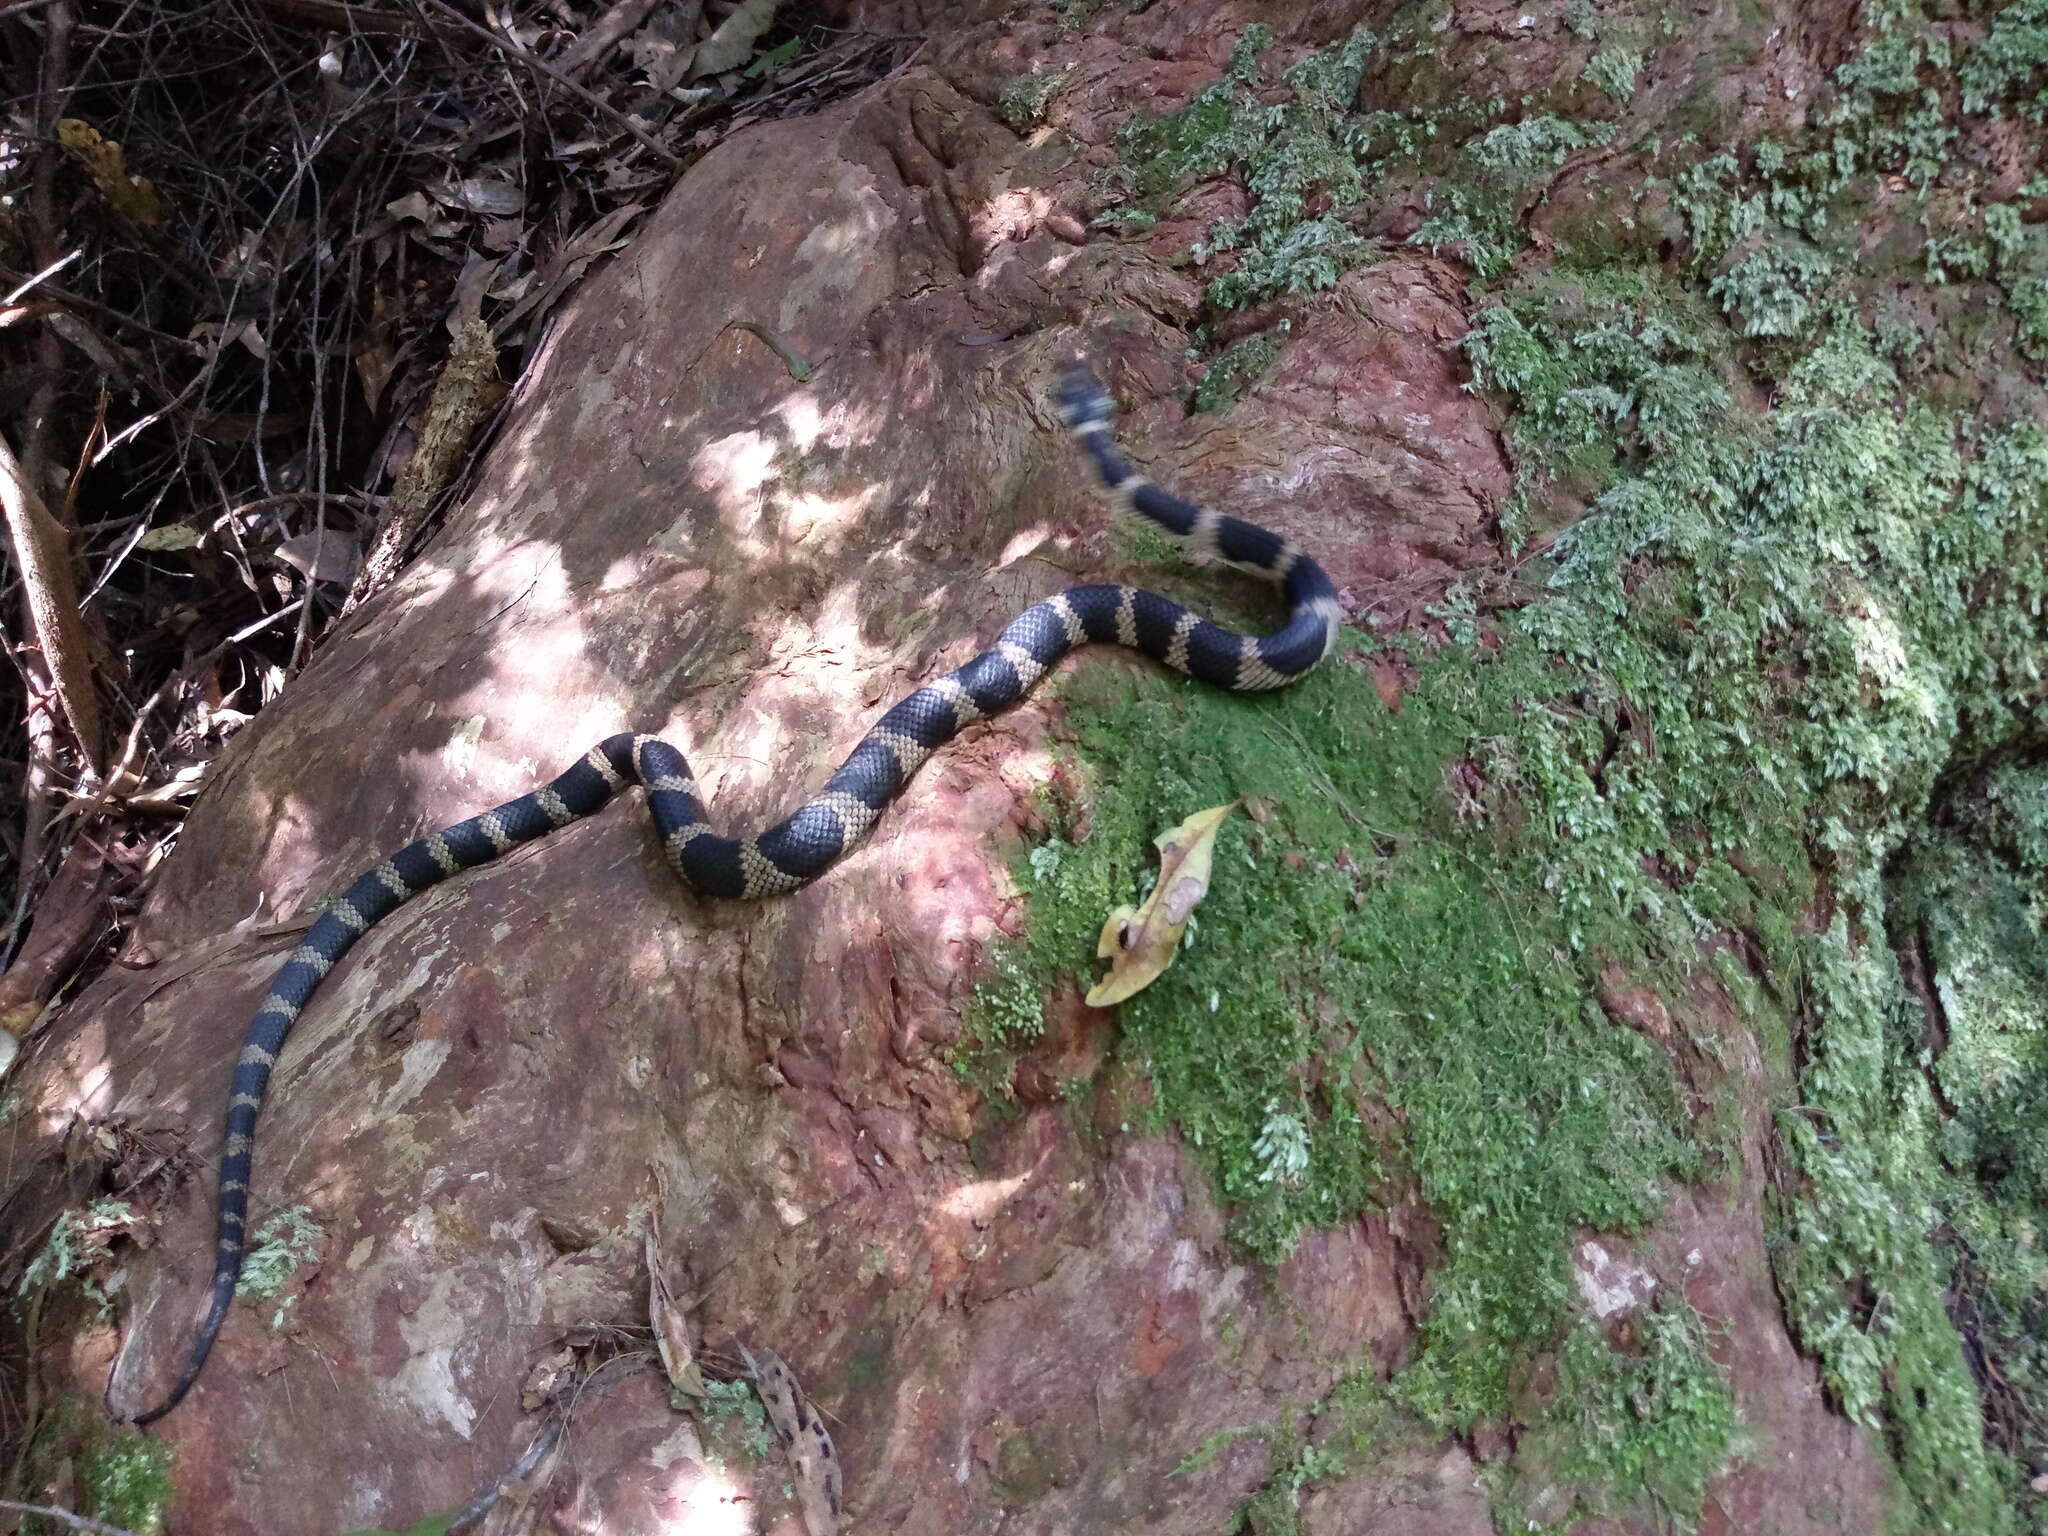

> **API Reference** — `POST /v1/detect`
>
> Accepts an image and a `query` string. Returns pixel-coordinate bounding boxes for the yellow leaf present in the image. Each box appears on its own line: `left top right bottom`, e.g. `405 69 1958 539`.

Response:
58 118 163 225
1084 802 1236 1007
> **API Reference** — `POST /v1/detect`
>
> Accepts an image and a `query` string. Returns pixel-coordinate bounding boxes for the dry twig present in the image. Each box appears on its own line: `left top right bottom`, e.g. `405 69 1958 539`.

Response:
0 1498 143 1536
408 0 682 167
556 0 679 77
0 437 104 773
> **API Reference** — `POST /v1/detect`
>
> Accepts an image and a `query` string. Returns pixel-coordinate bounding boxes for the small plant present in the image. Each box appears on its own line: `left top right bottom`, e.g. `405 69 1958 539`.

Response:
999 66 1074 130
1960 0 2048 122
1583 44 1644 100
22 1199 136 1315
694 1376 775 1462
1253 1102 1311 1187
1191 332 1285 413
85 1433 173 1536
1707 240 1835 335
1411 116 1612 278
236 1205 324 1326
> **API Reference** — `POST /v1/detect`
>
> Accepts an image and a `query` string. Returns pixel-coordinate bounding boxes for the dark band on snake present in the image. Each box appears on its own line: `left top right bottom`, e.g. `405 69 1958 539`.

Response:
123 361 1341 1425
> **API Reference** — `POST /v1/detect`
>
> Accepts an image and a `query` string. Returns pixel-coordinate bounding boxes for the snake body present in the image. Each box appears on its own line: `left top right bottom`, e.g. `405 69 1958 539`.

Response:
125 362 1341 1424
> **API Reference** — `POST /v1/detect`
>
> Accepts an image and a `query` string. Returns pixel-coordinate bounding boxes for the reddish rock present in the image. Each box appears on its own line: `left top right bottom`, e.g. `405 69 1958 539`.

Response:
0 3 1899 1532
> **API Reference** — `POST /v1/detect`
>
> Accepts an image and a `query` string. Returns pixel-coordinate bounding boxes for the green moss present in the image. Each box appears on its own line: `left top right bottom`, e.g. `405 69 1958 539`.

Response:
1507 1306 1741 1529
690 1376 775 1462
21 1198 134 1315
1014 5 2048 1529
1021 269 2038 1522
993 1432 1064 1504
974 625 1726 1526
1462 245 2044 1527
1103 20 1653 308
842 1326 892 1391
18 1398 173 1536
1109 24 1397 310
340 1517 455 1536
80 1434 171 1535
1237 1442 1345 1535
1173 1421 1272 1478
1707 239 1837 335
1886 829 2048 1505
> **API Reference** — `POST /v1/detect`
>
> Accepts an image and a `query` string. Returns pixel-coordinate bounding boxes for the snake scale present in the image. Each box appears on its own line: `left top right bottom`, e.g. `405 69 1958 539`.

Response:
124 361 1342 1425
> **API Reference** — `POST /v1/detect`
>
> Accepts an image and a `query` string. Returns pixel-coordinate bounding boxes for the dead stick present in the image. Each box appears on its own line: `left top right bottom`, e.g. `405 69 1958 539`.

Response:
0 439 101 773
245 0 469 41
10 0 98 776
0 1500 143 1536
407 0 681 168
555 0 676 78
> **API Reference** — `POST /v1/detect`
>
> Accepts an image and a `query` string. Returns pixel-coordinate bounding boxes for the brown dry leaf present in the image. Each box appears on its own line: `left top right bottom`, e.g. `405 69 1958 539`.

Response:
688 0 778 77
646 1219 706 1398
480 216 526 254
57 119 164 225
384 190 436 223
1085 802 1236 1007
743 1344 841 1536
355 291 398 409
496 203 644 336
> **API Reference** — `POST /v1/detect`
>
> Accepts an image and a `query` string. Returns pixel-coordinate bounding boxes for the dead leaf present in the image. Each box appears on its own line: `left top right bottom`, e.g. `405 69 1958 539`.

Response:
433 176 525 217
447 251 500 333
647 1217 706 1398
480 217 526 254
355 292 398 409
1085 803 1236 1007
384 189 460 240
495 203 644 336
57 118 164 225
688 0 778 77
136 523 203 552
631 32 693 94
274 529 360 585
742 1344 840 1536
385 190 436 223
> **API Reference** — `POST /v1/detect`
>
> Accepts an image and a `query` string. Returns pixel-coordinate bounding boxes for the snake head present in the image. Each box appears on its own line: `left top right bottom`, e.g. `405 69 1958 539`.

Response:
1054 363 1113 428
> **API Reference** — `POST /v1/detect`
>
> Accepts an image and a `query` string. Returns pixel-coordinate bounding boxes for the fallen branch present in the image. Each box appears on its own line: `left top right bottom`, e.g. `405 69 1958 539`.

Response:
408 0 682 168
0 1499 143 1536
555 0 679 78
0 436 102 773
251 0 470 40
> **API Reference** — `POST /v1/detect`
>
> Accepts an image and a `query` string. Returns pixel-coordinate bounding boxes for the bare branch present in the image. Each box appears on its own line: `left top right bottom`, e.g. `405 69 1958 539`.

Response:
407 0 681 168
0 1499 144 1536
555 0 680 78
0 435 104 772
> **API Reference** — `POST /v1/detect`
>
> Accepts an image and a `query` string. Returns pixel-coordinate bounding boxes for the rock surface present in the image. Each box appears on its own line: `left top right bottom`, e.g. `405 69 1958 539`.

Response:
2 2 1902 1532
